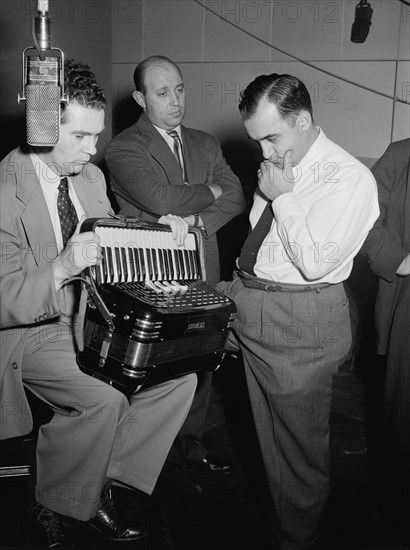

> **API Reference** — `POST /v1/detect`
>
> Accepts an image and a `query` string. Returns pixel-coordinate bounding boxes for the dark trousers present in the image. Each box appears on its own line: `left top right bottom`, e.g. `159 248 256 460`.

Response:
167 370 212 463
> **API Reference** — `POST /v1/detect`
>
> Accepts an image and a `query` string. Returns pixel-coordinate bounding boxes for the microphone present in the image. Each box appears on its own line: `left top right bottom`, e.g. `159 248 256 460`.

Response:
350 0 373 43
18 0 66 146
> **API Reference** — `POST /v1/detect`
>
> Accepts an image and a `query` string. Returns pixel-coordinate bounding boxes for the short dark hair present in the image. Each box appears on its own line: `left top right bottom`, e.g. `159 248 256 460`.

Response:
133 56 182 94
61 59 106 122
239 74 313 124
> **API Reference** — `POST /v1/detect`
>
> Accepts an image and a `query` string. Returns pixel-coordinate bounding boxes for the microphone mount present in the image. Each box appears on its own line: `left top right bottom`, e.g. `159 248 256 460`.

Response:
17 0 67 146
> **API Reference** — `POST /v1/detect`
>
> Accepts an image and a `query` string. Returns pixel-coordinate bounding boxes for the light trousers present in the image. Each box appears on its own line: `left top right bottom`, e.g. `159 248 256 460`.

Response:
218 274 351 549
22 321 196 520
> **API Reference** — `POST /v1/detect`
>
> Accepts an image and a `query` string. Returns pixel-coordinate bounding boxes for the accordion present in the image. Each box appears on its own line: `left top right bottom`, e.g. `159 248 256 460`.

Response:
76 217 236 395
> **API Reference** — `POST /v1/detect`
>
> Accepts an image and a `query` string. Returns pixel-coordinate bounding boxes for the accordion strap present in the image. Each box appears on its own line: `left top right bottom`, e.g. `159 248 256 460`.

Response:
62 273 115 352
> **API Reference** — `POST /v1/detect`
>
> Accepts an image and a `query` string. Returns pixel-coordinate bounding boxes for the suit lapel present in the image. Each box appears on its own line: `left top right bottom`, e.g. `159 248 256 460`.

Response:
138 113 185 185
15 150 58 264
181 127 203 185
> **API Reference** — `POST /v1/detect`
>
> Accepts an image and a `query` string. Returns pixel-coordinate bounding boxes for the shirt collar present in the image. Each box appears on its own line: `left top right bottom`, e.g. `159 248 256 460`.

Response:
297 126 326 168
30 149 71 188
153 124 182 141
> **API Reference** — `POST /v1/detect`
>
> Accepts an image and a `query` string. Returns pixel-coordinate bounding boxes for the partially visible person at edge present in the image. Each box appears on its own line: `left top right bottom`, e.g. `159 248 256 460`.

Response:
0 59 196 548
104 55 246 475
217 73 379 550
360 138 410 549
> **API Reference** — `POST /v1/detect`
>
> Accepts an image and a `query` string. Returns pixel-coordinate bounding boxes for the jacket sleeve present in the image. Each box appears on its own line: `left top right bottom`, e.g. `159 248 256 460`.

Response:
360 142 408 282
105 134 217 216
196 135 246 239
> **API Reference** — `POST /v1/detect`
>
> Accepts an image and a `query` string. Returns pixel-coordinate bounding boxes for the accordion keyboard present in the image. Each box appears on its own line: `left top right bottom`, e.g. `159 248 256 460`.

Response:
91 225 201 287
117 280 230 308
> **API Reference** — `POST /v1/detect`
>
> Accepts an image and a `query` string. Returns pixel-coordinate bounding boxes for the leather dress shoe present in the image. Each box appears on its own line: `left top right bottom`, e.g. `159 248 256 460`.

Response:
23 501 67 549
64 487 148 542
191 455 233 475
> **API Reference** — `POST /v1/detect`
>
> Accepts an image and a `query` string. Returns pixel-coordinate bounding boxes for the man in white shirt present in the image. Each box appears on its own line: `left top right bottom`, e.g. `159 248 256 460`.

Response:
218 73 379 550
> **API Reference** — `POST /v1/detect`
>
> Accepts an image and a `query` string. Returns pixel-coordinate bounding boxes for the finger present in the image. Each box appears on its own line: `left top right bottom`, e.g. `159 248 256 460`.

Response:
158 215 171 226
169 222 179 242
177 221 188 247
71 231 99 244
95 245 103 261
283 150 293 167
175 223 184 247
73 215 87 236
89 231 101 245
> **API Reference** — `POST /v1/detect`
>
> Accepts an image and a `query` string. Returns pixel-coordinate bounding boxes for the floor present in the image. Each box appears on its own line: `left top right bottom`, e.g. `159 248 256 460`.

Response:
0 258 407 550
0 351 404 550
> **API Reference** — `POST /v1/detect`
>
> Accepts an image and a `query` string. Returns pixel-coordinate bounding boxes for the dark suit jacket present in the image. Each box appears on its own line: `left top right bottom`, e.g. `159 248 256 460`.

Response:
105 113 246 286
0 147 112 439
360 139 410 354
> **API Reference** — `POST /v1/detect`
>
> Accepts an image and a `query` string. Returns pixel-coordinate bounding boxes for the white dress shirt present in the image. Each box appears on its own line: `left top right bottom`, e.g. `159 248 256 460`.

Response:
247 128 379 284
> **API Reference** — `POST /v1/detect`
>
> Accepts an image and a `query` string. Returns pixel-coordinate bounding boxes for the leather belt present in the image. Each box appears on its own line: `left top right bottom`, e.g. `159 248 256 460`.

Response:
237 270 332 293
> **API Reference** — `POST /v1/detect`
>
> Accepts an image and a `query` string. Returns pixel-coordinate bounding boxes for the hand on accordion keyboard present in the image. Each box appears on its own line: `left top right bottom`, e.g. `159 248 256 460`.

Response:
52 218 102 287
158 214 189 247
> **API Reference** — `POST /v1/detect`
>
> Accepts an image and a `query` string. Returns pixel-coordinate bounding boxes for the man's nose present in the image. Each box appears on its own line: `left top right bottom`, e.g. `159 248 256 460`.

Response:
170 92 180 105
261 141 273 160
84 137 97 156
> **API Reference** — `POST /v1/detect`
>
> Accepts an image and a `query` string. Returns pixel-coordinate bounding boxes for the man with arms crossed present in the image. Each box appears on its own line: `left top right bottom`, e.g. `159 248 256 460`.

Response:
105 56 245 474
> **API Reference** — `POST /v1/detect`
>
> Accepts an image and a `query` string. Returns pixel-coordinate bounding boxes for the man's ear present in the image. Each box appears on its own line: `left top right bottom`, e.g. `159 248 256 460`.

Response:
296 110 312 132
132 90 145 110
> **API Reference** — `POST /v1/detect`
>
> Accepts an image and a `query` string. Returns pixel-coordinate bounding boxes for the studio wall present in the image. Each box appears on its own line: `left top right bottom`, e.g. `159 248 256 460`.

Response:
111 0 410 167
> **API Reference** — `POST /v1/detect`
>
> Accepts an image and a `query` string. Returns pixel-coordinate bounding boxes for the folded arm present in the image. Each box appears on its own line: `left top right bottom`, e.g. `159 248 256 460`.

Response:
105 139 218 216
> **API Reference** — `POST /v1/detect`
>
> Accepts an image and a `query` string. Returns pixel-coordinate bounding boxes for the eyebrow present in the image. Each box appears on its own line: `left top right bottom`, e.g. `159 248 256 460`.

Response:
262 133 278 140
156 82 184 92
72 129 104 136
252 132 278 142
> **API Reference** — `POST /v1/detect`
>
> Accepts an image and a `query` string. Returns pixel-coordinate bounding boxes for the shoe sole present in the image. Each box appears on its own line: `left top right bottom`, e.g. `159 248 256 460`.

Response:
63 518 148 542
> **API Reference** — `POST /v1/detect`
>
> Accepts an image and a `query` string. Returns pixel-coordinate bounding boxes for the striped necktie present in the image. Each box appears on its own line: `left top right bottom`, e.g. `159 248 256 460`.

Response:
166 129 188 184
237 201 274 275
57 177 79 247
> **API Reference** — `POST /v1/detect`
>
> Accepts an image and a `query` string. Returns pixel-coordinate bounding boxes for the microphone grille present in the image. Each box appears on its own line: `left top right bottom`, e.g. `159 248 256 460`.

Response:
26 84 60 146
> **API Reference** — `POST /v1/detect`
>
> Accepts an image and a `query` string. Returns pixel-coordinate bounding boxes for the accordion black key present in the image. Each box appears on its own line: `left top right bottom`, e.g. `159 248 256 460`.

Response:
76 217 236 395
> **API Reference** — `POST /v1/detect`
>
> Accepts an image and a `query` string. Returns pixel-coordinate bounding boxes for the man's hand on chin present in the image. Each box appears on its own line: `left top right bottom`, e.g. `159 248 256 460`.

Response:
258 150 295 202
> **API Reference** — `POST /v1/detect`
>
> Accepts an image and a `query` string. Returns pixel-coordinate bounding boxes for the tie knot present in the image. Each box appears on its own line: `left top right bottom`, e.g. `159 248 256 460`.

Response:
58 177 69 193
166 130 179 140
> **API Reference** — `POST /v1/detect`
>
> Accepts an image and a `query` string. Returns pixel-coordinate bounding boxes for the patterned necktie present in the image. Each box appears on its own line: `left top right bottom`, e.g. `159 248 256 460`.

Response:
57 176 79 247
166 129 188 183
237 201 274 275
